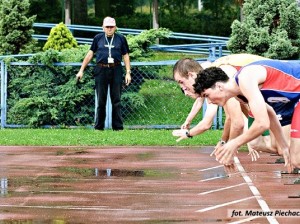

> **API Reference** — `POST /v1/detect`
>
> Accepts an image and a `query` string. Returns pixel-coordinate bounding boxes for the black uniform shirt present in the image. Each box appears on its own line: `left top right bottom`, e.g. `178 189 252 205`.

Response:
90 32 130 64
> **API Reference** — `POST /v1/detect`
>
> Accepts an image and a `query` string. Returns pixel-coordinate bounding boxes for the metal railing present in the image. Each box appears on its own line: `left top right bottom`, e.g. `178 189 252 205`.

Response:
33 23 230 56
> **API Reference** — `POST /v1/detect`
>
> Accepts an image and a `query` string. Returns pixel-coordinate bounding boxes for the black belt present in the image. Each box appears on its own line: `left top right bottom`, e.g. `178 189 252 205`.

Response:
97 61 121 68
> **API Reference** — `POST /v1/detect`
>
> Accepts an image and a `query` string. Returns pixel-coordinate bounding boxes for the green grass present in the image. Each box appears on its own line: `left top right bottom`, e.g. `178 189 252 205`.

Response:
150 52 203 61
125 79 201 125
0 128 222 146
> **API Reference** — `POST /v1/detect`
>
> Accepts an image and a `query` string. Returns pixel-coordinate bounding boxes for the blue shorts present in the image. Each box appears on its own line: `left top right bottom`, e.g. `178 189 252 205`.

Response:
269 102 294 127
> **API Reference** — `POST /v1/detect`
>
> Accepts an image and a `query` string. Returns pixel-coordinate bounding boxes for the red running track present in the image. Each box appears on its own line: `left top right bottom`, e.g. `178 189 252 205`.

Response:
0 146 299 223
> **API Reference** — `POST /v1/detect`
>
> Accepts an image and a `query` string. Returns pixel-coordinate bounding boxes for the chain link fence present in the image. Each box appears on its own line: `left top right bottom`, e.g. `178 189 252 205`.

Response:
1 60 224 129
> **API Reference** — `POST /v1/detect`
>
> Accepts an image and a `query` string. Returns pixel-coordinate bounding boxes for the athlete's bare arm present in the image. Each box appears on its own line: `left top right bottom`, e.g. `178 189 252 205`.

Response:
172 101 218 141
215 65 291 171
181 97 204 129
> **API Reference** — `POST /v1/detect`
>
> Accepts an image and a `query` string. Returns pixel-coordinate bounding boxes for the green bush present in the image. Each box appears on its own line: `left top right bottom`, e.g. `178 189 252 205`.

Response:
126 28 172 61
5 28 191 128
7 48 95 127
0 0 38 54
43 22 78 51
227 0 300 59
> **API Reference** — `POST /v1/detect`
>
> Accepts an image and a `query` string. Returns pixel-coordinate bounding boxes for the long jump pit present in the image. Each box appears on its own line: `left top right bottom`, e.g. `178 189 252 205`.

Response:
0 146 299 223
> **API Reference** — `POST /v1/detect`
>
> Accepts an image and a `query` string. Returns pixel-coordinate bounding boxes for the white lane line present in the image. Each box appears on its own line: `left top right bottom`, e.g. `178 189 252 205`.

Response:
198 165 223 172
234 156 279 224
0 204 129 211
39 190 160 195
199 175 227 182
199 172 241 182
198 183 247 195
228 216 260 224
196 196 255 212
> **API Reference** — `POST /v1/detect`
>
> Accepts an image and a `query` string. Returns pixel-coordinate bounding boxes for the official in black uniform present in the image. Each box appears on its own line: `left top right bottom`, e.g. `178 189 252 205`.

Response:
76 17 131 130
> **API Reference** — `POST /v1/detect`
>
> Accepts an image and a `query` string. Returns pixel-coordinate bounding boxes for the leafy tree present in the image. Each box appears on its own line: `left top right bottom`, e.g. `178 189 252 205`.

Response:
126 27 172 60
201 0 238 18
43 22 78 51
160 0 197 15
73 0 88 25
29 0 62 23
95 0 111 18
94 0 136 19
159 0 239 37
0 0 37 54
227 0 300 59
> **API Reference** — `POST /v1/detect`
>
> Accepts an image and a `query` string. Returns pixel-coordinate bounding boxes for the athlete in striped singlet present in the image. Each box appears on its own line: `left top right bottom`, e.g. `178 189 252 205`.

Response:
173 54 289 160
193 59 300 172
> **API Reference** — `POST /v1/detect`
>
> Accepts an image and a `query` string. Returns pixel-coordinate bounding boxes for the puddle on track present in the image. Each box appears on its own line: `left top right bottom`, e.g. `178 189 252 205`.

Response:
1 146 294 224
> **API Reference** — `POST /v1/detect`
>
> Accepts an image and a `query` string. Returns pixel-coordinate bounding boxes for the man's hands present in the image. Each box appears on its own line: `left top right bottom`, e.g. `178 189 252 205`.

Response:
76 70 132 86
125 73 131 86
76 71 84 82
172 129 189 142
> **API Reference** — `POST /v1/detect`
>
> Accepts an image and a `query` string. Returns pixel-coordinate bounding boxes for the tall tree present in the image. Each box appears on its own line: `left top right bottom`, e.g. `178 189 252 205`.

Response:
234 0 244 21
201 0 233 19
152 0 159 29
64 0 71 24
228 0 300 59
111 0 135 16
160 0 196 15
95 0 111 19
73 0 88 25
29 0 62 23
0 0 37 54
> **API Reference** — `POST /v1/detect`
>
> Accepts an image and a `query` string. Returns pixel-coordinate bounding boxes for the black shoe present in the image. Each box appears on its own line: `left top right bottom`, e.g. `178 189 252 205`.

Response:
113 128 123 131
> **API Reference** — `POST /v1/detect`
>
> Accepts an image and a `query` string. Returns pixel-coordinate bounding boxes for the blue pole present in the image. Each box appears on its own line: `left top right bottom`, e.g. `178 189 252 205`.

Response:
218 106 223 129
0 61 7 128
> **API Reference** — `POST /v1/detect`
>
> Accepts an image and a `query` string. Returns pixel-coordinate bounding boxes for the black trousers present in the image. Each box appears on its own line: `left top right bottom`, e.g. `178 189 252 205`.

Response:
94 65 123 130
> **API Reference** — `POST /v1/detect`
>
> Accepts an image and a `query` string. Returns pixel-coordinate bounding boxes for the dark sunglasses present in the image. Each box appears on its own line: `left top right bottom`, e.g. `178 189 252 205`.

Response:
105 26 115 29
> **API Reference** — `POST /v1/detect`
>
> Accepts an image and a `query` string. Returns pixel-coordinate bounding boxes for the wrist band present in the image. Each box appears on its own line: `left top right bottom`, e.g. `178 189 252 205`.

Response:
186 131 193 138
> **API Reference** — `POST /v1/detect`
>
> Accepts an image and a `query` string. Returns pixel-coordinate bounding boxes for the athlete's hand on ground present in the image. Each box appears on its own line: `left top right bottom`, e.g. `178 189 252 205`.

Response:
224 163 236 174
172 129 188 142
248 148 260 162
210 141 224 156
282 147 293 173
214 140 238 166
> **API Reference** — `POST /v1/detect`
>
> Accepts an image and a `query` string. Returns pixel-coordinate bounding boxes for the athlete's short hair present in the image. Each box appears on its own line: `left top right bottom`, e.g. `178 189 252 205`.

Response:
193 67 229 94
173 58 203 79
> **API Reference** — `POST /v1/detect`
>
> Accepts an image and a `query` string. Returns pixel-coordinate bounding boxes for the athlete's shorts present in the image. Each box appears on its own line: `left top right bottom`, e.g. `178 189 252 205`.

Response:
270 102 294 127
291 102 300 138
